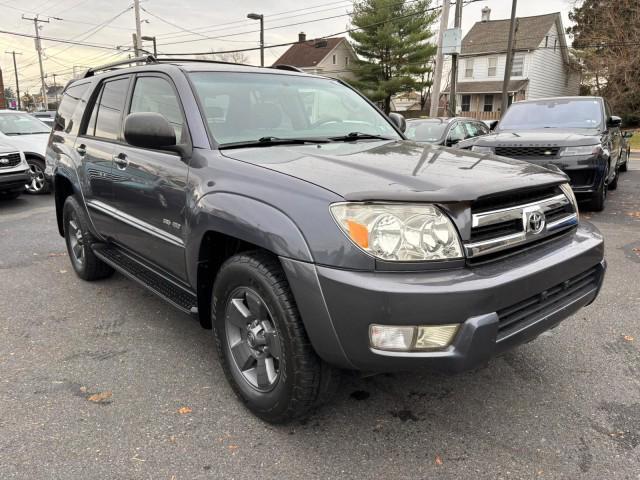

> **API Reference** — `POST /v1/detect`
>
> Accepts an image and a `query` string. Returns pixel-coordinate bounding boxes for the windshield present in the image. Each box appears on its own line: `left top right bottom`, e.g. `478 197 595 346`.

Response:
189 72 401 145
0 113 51 135
405 121 447 142
499 99 603 130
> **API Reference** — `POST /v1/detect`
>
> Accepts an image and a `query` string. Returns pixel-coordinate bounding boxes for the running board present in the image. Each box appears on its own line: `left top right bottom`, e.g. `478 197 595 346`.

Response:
92 244 198 316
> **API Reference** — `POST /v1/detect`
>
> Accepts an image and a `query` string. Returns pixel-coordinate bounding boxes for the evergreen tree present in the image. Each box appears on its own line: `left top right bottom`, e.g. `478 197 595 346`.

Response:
349 0 438 113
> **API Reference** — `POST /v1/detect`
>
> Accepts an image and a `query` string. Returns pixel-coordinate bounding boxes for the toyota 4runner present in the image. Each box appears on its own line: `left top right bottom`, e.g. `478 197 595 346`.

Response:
47 57 605 423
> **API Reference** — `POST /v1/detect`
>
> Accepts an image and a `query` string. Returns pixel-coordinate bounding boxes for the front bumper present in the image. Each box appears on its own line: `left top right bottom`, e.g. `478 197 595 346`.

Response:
518 154 605 195
286 222 605 372
0 169 30 192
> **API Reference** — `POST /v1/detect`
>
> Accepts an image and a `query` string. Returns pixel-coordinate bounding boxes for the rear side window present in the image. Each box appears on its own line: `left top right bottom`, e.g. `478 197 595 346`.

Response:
129 76 186 142
55 83 90 134
85 77 129 140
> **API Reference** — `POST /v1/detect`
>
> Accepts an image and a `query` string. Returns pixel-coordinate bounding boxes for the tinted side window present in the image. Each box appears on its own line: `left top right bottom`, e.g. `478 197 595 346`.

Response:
449 123 467 142
86 77 129 140
129 76 186 142
55 83 90 134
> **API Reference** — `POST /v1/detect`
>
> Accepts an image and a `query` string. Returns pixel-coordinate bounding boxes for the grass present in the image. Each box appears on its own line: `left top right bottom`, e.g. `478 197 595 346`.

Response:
628 130 640 150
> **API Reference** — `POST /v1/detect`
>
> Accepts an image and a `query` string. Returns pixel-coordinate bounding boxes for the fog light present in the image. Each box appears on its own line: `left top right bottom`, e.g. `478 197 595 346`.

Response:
415 325 460 349
369 325 414 351
369 324 460 351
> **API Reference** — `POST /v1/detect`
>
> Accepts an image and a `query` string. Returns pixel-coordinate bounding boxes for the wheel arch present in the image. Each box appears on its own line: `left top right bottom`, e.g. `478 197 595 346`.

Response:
54 173 77 236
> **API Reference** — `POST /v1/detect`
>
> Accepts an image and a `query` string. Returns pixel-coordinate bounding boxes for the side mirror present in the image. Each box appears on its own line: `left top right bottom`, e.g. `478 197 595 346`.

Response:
623 131 634 139
124 112 176 149
607 115 622 128
489 120 499 131
388 112 406 133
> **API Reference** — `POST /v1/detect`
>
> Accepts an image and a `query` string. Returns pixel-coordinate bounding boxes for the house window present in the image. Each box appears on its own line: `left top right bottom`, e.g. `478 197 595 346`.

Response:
487 57 497 77
511 54 524 76
461 95 471 112
545 36 548 47
345 57 349 66
332 55 336 65
483 94 493 112
553 39 557 52
508 94 513 106
464 59 474 78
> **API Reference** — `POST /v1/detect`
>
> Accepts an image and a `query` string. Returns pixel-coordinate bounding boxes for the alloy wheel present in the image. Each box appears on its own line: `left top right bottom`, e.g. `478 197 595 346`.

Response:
225 287 282 392
67 214 85 266
26 162 46 193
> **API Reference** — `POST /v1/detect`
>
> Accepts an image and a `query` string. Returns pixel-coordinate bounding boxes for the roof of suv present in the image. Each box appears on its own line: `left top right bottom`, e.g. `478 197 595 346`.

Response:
513 96 602 104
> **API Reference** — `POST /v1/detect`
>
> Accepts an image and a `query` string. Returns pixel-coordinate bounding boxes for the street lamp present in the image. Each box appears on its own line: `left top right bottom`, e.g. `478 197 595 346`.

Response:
247 13 264 67
141 35 157 57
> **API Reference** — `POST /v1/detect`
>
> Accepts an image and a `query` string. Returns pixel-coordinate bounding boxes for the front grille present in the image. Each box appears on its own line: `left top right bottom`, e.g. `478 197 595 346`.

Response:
472 186 560 213
496 265 602 340
465 187 578 261
566 170 595 188
0 152 21 168
495 146 560 158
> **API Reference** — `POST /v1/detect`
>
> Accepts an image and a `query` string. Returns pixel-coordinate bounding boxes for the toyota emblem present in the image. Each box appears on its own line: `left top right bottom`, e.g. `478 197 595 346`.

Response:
527 211 546 234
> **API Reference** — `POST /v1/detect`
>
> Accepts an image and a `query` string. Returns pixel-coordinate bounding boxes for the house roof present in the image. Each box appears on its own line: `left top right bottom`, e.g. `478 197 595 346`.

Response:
443 79 529 94
272 37 345 67
462 13 560 55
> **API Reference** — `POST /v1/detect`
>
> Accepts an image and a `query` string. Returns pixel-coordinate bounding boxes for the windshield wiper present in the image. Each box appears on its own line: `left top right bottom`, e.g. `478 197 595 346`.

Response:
219 136 332 149
329 132 394 142
6 131 49 135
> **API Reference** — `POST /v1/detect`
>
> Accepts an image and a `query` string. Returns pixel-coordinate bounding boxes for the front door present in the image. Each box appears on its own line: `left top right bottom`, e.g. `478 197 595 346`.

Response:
108 74 190 281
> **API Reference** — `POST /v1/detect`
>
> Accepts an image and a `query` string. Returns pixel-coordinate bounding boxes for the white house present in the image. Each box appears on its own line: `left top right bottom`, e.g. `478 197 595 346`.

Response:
444 9 580 119
272 33 357 81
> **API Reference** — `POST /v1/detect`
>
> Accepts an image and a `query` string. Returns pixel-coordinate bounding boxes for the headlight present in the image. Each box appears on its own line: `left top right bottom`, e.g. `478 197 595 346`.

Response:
471 145 493 154
560 144 602 156
559 183 579 220
330 203 463 261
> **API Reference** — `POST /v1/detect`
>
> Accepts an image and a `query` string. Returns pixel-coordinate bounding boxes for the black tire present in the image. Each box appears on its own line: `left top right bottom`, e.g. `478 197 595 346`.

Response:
63 196 114 281
25 157 50 194
212 251 340 423
620 150 629 172
608 168 619 190
587 178 606 212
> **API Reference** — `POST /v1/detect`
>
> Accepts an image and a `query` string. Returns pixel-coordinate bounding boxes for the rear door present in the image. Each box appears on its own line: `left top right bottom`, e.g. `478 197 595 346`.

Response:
77 75 132 235
107 73 190 281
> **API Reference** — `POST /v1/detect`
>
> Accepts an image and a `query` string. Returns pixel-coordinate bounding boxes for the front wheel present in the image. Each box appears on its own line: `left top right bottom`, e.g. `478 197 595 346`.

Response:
588 178 607 212
25 158 50 194
212 251 339 423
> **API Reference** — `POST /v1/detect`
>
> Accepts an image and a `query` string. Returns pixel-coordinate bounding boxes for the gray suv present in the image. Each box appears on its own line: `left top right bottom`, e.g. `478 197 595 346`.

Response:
47 57 605 423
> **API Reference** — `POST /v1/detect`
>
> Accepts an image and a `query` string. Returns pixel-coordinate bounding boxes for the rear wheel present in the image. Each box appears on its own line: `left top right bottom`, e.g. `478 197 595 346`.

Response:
212 251 339 423
63 196 114 281
620 149 629 172
25 158 50 194
608 167 619 190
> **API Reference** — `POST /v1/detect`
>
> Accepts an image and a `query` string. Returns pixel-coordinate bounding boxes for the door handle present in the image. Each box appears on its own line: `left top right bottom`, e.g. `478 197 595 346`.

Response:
76 144 86 156
113 153 129 170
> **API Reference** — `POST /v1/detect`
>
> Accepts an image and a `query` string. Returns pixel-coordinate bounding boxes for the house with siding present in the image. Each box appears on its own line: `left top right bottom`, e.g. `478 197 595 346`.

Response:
444 8 580 119
272 33 357 81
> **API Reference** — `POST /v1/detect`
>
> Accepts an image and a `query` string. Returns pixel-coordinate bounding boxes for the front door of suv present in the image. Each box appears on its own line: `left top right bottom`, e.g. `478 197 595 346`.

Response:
78 75 131 236
108 73 190 281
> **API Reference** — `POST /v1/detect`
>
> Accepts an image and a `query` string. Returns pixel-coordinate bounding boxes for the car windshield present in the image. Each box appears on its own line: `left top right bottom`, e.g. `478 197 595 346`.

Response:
404 121 447 142
0 113 51 135
188 72 401 145
499 99 603 130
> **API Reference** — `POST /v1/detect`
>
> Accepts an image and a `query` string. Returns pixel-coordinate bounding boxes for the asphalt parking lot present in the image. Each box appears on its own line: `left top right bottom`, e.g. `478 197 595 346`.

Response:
1 157 639 479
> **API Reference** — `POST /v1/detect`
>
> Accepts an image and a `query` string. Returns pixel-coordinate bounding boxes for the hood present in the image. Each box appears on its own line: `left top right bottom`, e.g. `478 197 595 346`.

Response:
0 133 50 157
474 129 602 147
221 140 566 203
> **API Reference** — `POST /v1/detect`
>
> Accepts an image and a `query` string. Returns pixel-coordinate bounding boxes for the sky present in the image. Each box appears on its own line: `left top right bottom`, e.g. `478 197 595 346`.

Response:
0 0 576 96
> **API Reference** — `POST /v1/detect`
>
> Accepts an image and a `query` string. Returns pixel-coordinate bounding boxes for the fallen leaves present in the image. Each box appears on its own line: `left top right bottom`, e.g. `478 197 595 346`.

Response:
48 252 67 257
59 269 67 274
627 211 640 219
435 455 443 465
623 335 634 342
87 391 112 403
177 406 192 415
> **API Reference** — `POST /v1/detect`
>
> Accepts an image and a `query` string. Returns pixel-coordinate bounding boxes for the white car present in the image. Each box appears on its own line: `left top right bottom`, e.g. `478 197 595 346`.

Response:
0 110 51 194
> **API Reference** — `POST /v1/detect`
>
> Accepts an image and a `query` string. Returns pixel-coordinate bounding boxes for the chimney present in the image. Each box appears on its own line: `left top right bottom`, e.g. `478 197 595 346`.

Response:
481 6 491 22
298 32 306 43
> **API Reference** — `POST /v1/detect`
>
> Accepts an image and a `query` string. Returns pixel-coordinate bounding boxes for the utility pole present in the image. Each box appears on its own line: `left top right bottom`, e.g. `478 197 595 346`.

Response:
247 13 264 67
5 50 22 110
448 0 463 116
501 0 518 116
52 73 59 104
22 15 50 110
141 36 157 56
429 0 451 117
133 0 142 56
132 33 139 57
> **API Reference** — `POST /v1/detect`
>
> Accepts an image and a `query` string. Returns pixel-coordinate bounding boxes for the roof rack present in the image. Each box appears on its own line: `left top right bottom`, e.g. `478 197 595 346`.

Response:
83 55 158 78
271 64 304 73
